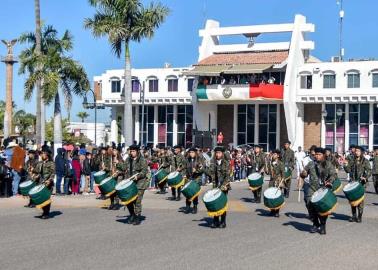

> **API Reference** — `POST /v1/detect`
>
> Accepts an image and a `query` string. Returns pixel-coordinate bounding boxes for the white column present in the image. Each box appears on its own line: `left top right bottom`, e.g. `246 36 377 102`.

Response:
173 105 178 146
369 103 374 151
320 103 325 148
153 105 159 147
134 105 140 144
233 104 238 147
110 107 118 144
295 103 304 149
254 104 259 144
276 104 281 148
345 104 350 152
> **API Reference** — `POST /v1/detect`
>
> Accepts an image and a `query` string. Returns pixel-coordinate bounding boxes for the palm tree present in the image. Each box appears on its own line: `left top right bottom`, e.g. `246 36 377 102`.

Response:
14 110 36 143
19 26 89 155
77 111 89 123
34 0 44 145
84 0 170 145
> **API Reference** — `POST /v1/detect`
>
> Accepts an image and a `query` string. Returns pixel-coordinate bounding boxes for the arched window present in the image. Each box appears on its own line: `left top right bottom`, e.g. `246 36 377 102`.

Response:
110 76 121 93
166 75 178 92
346 70 360 88
147 76 159 92
322 70 336 89
298 71 312 89
370 69 378 88
131 76 140 93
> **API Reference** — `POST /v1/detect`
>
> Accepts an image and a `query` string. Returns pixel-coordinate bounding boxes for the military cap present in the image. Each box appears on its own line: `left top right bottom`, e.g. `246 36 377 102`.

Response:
349 144 356 149
42 148 52 155
188 147 197 152
355 145 365 152
28 150 36 155
309 145 317 152
314 147 326 154
272 149 281 155
254 144 262 149
214 146 225 153
173 145 182 149
324 147 332 152
129 144 140 151
284 140 291 145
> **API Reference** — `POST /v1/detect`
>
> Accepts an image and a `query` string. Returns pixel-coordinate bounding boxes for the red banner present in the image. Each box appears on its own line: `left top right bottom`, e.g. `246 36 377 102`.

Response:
249 84 284 100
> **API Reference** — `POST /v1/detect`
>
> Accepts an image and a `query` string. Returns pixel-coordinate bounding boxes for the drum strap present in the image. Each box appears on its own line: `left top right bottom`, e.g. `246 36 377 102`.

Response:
129 158 133 176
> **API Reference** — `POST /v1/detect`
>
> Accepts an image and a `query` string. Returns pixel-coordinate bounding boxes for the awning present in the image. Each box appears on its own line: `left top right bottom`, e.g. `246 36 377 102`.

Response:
183 65 230 76
223 64 272 74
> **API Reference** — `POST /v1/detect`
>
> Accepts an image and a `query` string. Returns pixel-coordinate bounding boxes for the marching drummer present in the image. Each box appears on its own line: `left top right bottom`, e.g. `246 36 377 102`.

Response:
250 145 266 203
301 147 336 234
184 147 204 214
169 145 186 201
108 147 124 210
24 150 39 208
371 146 378 194
117 144 149 225
265 149 285 217
342 146 371 223
152 146 171 194
281 141 295 198
33 149 55 219
206 146 230 228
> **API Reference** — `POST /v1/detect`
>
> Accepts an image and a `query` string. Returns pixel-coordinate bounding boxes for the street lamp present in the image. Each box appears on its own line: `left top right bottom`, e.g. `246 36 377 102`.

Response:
82 89 105 146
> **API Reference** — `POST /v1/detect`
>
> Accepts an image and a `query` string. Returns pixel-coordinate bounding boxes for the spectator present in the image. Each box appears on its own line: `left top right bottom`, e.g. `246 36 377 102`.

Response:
9 141 25 196
71 150 81 195
55 148 66 195
82 152 93 195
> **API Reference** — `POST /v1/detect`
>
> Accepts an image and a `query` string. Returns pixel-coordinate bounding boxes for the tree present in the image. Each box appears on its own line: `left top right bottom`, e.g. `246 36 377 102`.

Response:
45 118 92 145
84 0 170 145
14 110 36 142
0 101 16 132
77 111 89 122
19 26 89 155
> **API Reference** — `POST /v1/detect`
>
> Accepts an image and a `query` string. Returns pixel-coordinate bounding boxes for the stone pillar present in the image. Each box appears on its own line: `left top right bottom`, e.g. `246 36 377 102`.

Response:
344 104 350 152
369 103 374 151
154 105 159 147
110 107 118 144
173 105 178 146
134 105 140 144
321 104 326 148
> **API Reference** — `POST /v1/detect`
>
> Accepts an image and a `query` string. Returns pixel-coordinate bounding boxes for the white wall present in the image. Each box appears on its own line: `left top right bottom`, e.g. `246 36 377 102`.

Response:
67 122 106 146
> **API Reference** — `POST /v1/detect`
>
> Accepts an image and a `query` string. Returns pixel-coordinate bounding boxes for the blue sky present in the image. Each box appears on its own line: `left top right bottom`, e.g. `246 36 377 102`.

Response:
1 0 378 124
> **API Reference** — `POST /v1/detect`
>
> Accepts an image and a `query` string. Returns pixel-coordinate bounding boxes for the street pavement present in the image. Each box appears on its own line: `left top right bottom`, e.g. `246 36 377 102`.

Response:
1 177 378 270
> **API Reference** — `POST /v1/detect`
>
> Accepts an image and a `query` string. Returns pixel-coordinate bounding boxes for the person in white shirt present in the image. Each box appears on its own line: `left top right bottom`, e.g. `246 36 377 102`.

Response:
295 146 306 175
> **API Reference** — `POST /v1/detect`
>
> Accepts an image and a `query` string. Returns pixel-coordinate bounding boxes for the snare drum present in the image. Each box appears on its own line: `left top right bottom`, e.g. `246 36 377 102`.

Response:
332 178 342 194
19 180 36 196
94 171 108 185
116 179 138 205
181 180 201 201
343 182 365 207
263 187 285 211
99 177 117 197
202 188 228 217
167 172 185 188
247 173 263 191
29 184 52 209
155 169 169 185
311 188 337 216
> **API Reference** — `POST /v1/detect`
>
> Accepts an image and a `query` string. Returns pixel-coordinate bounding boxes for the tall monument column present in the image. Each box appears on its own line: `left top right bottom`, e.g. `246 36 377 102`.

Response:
1 39 18 139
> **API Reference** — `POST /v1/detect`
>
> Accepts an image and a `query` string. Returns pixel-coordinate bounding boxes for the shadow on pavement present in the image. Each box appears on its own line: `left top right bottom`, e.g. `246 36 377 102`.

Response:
366 191 378 195
330 213 350 221
196 217 213 228
240 197 255 203
282 221 312 232
285 212 308 219
34 211 63 219
116 216 146 224
336 194 346 199
255 208 272 217
372 202 378 206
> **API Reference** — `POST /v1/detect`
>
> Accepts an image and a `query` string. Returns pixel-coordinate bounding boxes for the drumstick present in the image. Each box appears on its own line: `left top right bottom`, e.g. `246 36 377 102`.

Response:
129 173 139 180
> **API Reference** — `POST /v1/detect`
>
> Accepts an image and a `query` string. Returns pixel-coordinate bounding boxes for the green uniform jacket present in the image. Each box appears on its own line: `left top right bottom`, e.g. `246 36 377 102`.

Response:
282 148 295 170
207 158 231 191
267 160 285 187
304 160 337 199
344 157 371 184
33 160 55 186
371 155 378 175
185 157 204 183
25 158 39 181
326 155 340 169
171 153 186 176
94 154 111 173
152 154 171 174
117 154 150 190
251 153 266 173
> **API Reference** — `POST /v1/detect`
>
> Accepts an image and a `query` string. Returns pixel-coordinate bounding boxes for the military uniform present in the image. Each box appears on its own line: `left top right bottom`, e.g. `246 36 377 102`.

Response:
117 147 149 225
266 157 285 217
371 153 378 194
343 155 371 222
206 152 230 228
170 149 186 201
33 158 55 218
24 155 39 207
281 147 295 198
152 151 171 194
303 157 336 234
250 151 266 203
185 155 204 214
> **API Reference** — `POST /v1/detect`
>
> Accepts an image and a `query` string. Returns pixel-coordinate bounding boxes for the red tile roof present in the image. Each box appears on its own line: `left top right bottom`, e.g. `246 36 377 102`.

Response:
197 50 289 66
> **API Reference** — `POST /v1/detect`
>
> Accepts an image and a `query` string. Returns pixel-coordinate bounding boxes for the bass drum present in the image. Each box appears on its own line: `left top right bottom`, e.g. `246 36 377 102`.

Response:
263 187 285 211
311 188 337 216
116 179 138 205
202 188 228 217
29 184 52 209
343 182 365 207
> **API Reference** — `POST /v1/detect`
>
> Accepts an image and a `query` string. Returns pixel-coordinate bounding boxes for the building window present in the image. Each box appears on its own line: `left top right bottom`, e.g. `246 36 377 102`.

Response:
167 78 178 92
324 104 345 153
158 105 173 147
132 80 140 92
139 105 154 146
237 105 255 146
187 78 194 92
300 75 312 89
323 74 336 88
349 104 369 150
372 73 378 88
177 105 193 147
149 79 159 92
111 79 121 93
258 104 277 152
373 105 378 148
347 73 360 88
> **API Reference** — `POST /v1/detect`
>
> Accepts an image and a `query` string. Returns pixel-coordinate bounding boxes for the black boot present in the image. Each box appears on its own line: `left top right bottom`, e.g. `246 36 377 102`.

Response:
184 201 191 214
349 207 357 222
319 225 326 235
176 189 181 201
310 225 319 233
41 204 51 219
285 189 290 199
219 213 227 228
357 209 363 223
274 210 280 218
211 216 220 228
127 204 136 224
133 215 141 225
170 188 176 201
192 204 198 214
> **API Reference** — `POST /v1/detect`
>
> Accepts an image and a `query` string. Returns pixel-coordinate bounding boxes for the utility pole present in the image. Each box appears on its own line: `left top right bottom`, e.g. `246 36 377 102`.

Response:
337 0 345 61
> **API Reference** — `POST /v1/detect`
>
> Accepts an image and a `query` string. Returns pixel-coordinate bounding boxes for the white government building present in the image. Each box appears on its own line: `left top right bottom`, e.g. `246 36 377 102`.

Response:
93 14 378 153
